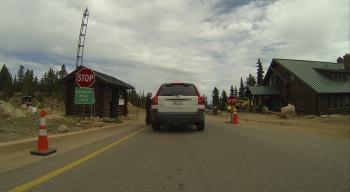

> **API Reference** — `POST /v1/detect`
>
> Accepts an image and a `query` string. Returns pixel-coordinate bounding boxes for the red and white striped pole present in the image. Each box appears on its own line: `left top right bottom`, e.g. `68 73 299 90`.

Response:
30 110 56 156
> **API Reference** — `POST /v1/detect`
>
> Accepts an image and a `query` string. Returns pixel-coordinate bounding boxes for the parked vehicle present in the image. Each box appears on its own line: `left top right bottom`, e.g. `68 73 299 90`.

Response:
151 83 205 131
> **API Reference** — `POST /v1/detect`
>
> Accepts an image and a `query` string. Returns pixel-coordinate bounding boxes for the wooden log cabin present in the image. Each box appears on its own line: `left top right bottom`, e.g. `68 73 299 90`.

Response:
246 56 350 115
64 66 134 118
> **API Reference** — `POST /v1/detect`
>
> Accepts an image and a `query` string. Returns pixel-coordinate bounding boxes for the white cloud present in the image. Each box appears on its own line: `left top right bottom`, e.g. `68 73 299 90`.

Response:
0 0 348 97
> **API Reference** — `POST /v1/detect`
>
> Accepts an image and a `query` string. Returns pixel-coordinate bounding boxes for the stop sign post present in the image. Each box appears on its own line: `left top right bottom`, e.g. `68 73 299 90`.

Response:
76 68 95 88
227 96 236 123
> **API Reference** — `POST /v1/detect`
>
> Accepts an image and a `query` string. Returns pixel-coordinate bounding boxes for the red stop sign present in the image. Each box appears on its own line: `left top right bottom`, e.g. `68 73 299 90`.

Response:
227 96 236 105
76 68 95 87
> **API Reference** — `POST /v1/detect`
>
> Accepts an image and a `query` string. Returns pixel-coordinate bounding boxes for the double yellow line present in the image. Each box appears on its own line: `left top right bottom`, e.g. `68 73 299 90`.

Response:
9 128 146 192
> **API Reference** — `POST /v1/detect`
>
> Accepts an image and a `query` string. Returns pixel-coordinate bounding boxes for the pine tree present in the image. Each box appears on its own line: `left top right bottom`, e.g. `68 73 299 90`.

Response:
230 85 234 97
55 64 68 98
0 64 13 99
238 77 245 99
13 76 17 92
245 74 256 87
212 87 219 114
40 68 59 96
23 69 34 96
58 64 68 81
257 59 264 85
234 86 238 98
33 76 39 92
16 65 25 92
204 95 208 109
128 89 138 106
221 89 228 110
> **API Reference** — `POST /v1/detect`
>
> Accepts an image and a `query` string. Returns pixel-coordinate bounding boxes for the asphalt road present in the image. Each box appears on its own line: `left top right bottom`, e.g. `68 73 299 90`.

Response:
0 116 349 192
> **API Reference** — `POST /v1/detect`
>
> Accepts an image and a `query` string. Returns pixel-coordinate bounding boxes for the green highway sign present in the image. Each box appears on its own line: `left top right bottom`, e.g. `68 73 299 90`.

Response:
74 87 95 104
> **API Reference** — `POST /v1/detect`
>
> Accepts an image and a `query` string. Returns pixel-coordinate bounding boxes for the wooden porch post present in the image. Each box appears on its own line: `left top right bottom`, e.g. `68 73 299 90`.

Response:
249 96 252 111
124 89 128 116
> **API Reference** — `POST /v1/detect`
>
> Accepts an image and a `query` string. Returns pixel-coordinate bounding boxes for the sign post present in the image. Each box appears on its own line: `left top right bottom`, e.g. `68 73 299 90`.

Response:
75 68 95 118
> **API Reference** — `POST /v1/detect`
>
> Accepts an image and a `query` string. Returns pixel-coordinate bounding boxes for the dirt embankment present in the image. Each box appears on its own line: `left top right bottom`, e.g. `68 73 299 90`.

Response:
209 112 350 139
0 95 128 142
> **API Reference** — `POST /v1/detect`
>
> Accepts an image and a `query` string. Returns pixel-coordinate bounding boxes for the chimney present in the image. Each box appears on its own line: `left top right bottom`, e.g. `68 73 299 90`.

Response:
344 54 350 71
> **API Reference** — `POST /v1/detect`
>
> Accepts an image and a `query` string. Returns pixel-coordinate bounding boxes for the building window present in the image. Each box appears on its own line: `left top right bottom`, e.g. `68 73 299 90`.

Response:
333 97 338 108
339 96 344 107
345 96 349 107
328 95 349 108
328 97 332 108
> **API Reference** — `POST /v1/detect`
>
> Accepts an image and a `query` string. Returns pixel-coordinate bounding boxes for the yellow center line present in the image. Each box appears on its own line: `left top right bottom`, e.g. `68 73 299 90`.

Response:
9 128 147 192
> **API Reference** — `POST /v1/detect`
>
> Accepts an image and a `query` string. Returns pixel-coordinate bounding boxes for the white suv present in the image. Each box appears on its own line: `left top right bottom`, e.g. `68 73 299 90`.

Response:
151 83 205 131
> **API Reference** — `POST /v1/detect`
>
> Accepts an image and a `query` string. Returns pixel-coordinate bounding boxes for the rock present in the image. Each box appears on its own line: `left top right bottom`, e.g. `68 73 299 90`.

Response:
102 118 113 123
94 122 104 127
281 104 295 116
81 120 92 126
261 106 269 113
0 107 10 118
305 115 317 119
57 124 69 133
13 108 26 118
76 123 82 127
92 117 101 122
0 102 28 118
28 106 38 114
0 102 14 116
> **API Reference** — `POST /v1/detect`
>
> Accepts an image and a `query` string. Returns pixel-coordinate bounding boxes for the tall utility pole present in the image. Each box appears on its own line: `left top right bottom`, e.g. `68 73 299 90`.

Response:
76 7 89 68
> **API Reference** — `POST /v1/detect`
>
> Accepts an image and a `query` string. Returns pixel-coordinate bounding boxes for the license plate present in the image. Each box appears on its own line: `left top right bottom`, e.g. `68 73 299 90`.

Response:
173 100 182 105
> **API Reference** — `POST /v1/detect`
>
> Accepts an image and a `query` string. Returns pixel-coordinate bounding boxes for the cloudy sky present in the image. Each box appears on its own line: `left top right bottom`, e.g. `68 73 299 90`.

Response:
0 0 349 96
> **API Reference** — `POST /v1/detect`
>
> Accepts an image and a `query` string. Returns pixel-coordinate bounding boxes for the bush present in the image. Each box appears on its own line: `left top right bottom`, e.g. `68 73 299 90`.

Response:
36 93 44 102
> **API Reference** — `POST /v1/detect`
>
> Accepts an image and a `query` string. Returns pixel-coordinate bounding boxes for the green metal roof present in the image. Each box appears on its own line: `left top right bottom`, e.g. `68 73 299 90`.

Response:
273 59 350 94
92 70 134 89
247 86 280 96
65 66 134 89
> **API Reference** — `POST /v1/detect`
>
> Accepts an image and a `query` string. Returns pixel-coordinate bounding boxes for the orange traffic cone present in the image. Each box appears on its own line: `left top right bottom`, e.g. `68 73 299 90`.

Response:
30 110 56 156
232 110 238 124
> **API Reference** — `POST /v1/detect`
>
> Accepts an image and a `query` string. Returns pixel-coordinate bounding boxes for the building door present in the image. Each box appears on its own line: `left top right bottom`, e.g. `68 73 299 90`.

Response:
110 89 118 118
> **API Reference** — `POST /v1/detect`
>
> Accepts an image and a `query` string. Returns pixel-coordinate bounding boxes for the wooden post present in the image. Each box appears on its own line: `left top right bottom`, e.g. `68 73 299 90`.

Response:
124 90 128 116
249 96 252 111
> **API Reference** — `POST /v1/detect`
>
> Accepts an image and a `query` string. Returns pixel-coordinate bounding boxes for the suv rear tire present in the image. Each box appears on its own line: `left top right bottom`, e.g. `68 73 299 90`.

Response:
152 122 160 131
197 121 205 131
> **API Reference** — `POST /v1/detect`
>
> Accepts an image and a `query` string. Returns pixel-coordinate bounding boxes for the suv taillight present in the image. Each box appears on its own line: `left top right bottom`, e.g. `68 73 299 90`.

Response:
152 96 158 105
198 96 205 105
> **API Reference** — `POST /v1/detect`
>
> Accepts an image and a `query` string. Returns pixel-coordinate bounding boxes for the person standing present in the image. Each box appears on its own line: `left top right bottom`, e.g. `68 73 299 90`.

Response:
145 92 152 126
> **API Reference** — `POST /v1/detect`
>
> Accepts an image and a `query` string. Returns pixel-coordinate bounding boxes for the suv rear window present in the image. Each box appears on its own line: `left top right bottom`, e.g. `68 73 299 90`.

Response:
158 84 198 96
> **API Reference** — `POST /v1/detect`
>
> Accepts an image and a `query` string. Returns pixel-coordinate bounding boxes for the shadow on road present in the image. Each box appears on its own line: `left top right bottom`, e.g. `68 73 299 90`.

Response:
155 124 198 134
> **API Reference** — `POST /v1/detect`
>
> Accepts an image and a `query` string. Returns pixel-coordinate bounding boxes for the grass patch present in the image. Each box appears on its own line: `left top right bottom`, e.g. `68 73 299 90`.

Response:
0 115 80 142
